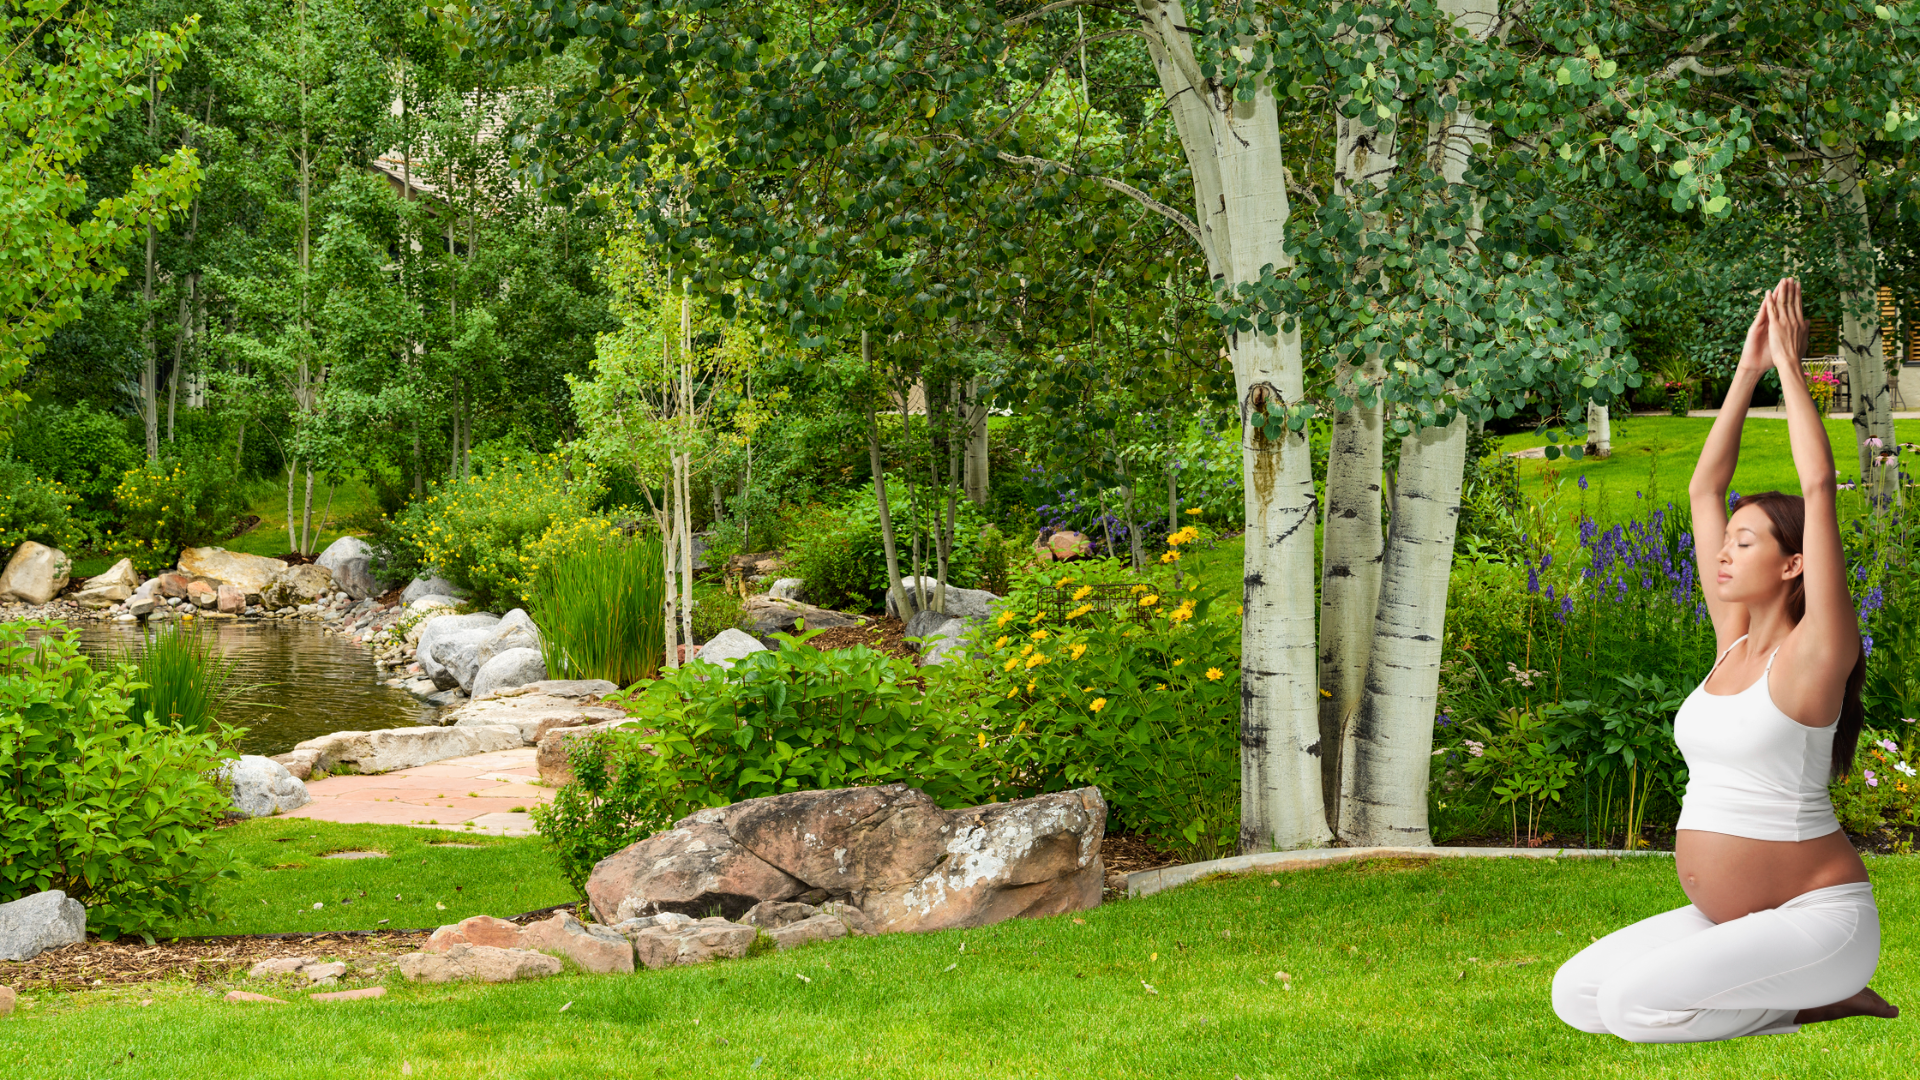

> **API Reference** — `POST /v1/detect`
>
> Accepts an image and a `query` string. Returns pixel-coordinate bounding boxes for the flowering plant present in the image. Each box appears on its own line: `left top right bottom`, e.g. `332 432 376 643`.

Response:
1830 728 1920 847
392 452 604 609
1807 370 1840 415
107 460 245 574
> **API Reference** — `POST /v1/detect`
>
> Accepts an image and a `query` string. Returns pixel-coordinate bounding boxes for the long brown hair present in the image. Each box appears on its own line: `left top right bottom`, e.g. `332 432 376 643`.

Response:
1730 491 1866 776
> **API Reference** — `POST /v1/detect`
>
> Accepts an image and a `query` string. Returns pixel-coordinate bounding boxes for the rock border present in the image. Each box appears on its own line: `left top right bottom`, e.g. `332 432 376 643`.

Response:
1124 845 1672 899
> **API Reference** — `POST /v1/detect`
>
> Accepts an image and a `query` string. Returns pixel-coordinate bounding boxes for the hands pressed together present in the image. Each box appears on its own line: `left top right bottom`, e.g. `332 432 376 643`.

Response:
1737 277 1812 380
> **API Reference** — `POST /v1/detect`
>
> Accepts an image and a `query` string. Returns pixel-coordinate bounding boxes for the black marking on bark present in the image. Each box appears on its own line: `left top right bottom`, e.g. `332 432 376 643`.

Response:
1305 739 1322 758
1267 505 1313 547
1244 571 1265 588
1327 565 1352 577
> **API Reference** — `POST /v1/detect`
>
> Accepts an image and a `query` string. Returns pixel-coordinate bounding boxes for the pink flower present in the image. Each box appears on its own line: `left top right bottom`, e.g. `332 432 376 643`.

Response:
1878 738 1900 754
1867 437 1884 449
1865 770 1879 788
1463 739 1485 759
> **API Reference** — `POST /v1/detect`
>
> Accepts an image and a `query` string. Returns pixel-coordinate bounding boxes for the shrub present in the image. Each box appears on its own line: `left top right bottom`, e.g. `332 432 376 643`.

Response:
783 480 992 612
394 452 603 608
532 635 992 889
1832 729 1920 843
532 528 665 687
0 457 80 561
107 458 247 574
7 401 141 530
945 559 1242 861
0 622 235 937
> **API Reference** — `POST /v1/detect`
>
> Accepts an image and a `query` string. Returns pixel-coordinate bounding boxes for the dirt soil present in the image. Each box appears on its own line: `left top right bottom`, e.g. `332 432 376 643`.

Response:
1102 833 1181 897
807 616 915 661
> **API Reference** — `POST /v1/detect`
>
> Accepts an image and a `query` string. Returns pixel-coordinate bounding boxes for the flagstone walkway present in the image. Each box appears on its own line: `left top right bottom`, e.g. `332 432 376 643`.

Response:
281 747 552 838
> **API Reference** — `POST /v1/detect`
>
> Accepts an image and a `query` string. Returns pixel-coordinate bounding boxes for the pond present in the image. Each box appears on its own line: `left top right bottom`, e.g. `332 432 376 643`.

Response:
65 620 437 756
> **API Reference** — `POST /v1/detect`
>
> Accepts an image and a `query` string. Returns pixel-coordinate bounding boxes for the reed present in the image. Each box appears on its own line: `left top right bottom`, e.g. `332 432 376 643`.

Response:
122 621 243 737
533 531 665 688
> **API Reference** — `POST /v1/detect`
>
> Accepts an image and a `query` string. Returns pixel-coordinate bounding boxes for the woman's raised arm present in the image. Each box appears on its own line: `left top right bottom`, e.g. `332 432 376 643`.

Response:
1688 291 1775 646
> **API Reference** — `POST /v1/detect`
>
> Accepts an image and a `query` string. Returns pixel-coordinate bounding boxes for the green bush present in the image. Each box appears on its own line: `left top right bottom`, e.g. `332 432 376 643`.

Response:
107 458 248 574
0 457 80 562
532 634 992 890
533 528 665 687
0 622 235 937
7 401 141 531
1831 729 1920 842
783 480 992 612
394 452 603 609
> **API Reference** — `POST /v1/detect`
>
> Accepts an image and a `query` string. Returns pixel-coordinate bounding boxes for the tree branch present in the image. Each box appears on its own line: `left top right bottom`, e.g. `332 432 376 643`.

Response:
995 151 1203 248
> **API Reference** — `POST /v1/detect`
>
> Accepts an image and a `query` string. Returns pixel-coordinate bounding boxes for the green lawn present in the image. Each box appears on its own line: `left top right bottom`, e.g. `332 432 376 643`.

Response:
160 819 577 938
6 854 1916 1078
69 478 379 579
1499 415 1920 527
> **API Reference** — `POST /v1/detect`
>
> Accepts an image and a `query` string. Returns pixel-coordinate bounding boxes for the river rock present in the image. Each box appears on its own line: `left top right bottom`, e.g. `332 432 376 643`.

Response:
743 595 861 636
290 724 523 775
217 583 246 614
402 574 464 605
261 564 334 609
73 558 139 606
179 547 287 599
409 594 459 615
416 612 501 690
695 628 768 670
316 535 379 600
446 609 540 693
472 648 548 700
397 944 561 984
187 580 217 609
767 578 806 602
585 785 1105 935
127 595 157 617
885 578 1003 621
629 917 759 970
1034 530 1093 562
220 755 311 816
0 890 86 962
0 542 70 605
0 985 16 1016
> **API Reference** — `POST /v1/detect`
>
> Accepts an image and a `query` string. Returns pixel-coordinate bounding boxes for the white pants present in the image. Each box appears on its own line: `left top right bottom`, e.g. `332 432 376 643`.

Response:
1551 881 1880 1043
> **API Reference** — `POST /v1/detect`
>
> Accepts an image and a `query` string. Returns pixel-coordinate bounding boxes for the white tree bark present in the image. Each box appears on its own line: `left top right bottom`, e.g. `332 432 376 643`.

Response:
1337 418 1468 844
1824 142 1893 479
1585 402 1611 458
1138 0 1328 851
962 376 989 505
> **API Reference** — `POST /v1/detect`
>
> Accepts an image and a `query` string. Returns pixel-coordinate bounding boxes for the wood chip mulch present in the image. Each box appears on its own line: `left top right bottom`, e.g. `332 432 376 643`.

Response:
807 616 915 661
2 932 429 991
1102 833 1181 897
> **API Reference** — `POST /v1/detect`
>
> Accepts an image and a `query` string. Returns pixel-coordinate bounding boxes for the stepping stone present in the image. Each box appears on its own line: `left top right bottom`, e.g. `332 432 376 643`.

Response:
225 991 287 1004
310 987 386 1002
322 851 389 860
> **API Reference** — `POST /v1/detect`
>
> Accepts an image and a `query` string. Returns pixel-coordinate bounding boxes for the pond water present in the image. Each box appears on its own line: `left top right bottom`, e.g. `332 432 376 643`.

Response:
65 620 436 756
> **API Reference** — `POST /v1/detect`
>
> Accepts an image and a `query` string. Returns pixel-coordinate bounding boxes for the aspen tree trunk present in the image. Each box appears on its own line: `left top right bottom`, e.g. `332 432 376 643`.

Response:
142 70 159 461
1825 143 1893 480
865 340 912 620
1137 0 1328 851
1317 39 1394 811
1585 403 1611 458
678 296 695 646
1121 457 1143 571
285 461 298 553
963 376 989 505
1168 465 1183 588
301 468 315 554
1337 0 1491 846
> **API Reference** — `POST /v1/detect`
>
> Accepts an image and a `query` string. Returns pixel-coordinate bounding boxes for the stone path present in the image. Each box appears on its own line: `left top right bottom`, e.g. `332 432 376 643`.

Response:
281 747 552 838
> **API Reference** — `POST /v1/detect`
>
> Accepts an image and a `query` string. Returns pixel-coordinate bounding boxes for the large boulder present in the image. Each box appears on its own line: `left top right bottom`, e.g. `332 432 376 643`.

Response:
179 547 288 600
0 542 70 605
415 612 501 690
397 944 561 984
0 890 87 961
885 578 1003 621
426 912 633 974
221 755 311 816
72 557 140 607
216 583 247 614
402 573 464 605
316 536 380 600
260 564 335 609
586 785 1106 935
629 917 758 969
767 578 806 602
286 724 523 775
535 718 638 785
743 595 862 636
443 609 540 693
471 647 548 700
695 627 768 670
905 613 969 665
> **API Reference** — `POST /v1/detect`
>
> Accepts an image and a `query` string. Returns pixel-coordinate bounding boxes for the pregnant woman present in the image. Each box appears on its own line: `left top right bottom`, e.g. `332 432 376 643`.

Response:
1551 278 1898 1042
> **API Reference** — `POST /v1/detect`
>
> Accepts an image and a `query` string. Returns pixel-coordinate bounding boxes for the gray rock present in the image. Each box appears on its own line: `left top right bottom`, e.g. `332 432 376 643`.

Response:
885 577 1002 621
904 608 963 642
290 724 523 774
408 594 460 616
767 578 807 602
425 688 468 708
471 647 548 700
920 631 970 666
404 678 441 701
449 609 540 693
402 574 465 606
260 564 335 609
0 541 70 605
126 595 157 617
220 755 311 817
742 595 862 636
740 900 820 930
415 612 501 689
85 559 139 591
0 890 87 962
630 917 758 970
511 679 617 700
694 628 768 670
316 536 379 600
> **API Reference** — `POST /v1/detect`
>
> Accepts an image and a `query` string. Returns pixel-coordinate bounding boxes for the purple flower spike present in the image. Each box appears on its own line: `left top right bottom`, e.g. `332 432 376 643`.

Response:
1578 475 1589 489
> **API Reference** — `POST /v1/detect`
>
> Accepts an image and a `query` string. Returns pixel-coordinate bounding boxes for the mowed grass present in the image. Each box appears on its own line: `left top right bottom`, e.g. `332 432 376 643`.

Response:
1499 415 1920 527
8 855 1918 1079
159 819 578 938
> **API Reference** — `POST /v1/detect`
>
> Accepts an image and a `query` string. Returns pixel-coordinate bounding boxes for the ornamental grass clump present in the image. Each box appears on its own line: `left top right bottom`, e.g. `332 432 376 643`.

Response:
120 620 245 737
394 452 603 608
0 622 235 937
532 528 665 687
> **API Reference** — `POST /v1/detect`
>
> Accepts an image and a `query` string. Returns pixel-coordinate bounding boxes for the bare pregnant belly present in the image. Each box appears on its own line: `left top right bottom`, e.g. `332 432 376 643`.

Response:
1675 829 1869 924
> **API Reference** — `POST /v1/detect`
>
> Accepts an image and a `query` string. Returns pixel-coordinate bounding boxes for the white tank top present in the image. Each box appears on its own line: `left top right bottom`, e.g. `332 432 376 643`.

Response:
1672 635 1842 842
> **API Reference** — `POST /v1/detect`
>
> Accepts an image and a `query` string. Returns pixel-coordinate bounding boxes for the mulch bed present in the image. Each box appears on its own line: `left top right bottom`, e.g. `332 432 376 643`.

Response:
3 932 429 991
807 616 915 661
226 514 262 539
1102 833 1181 897
275 552 318 566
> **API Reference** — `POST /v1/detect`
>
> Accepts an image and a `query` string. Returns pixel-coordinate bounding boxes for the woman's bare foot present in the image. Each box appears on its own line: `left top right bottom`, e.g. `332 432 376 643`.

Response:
1795 987 1899 1025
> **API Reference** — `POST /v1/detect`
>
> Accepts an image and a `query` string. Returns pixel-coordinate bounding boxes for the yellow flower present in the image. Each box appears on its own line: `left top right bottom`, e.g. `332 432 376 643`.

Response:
1025 653 1047 669
1003 656 1020 673
1139 594 1160 607
1185 507 1202 515
1071 585 1093 601
1156 683 1166 691
1319 688 1332 698
1174 658 1185 666
1021 643 1034 657
1030 630 1049 642
994 635 1010 649
1130 584 1149 594
1006 687 1018 699
1070 643 1087 661
976 731 987 748
1160 551 1180 564
1027 680 1036 692
997 610 1015 628
1090 698 1108 713
1067 604 1092 619
1206 667 1224 681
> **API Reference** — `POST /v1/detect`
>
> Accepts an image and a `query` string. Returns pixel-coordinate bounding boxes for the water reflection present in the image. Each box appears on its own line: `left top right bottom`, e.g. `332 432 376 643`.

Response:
63 620 435 756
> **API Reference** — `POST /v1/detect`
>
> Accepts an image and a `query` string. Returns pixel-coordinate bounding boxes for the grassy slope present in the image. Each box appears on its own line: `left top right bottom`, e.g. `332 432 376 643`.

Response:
8 855 1916 1078
70 478 379 579
158 819 578 938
